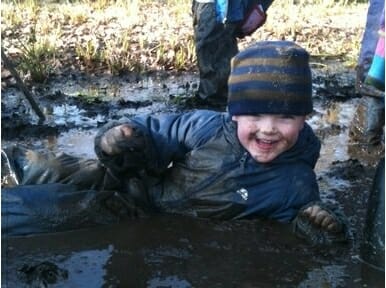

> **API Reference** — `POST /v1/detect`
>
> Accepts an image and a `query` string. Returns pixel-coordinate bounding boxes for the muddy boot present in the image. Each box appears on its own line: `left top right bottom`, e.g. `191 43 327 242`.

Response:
348 96 385 165
181 92 227 111
360 157 385 271
1 145 120 190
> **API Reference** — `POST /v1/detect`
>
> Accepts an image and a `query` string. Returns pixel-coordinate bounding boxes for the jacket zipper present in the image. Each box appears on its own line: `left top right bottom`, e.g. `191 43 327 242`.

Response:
239 152 248 170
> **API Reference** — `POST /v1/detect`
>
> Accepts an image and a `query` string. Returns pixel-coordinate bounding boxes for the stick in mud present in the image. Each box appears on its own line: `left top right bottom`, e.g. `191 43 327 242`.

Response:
1 49 46 122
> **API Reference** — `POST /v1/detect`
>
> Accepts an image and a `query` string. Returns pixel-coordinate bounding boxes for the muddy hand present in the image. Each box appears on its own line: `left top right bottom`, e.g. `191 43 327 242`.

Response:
100 124 135 155
302 205 341 233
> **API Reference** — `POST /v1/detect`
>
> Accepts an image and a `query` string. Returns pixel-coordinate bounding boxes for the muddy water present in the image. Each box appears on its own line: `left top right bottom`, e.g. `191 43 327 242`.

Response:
2 215 381 288
1 69 384 287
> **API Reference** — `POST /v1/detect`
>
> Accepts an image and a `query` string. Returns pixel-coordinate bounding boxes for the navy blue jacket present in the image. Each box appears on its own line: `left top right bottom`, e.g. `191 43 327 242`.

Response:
96 110 321 222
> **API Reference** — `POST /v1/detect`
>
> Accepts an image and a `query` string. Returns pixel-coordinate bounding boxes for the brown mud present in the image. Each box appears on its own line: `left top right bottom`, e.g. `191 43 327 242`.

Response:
1 61 385 287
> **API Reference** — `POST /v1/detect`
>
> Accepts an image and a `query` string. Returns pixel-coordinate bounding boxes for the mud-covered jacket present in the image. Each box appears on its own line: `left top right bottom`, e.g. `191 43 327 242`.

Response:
95 110 321 222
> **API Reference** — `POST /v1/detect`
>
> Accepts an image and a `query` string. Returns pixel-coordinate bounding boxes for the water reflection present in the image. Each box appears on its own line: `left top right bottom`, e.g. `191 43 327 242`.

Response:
298 264 348 288
56 246 113 288
3 215 383 287
55 129 97 159
311 100 358 172
147 275 192 288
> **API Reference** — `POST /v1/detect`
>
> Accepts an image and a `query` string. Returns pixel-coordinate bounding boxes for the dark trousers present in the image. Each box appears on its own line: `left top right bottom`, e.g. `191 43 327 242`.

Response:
192 1 239 100
1 146 148 236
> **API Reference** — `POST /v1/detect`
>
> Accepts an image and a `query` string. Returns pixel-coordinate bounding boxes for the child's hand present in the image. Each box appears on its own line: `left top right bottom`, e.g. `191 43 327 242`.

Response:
100 124 138 155
301 205 341 233
293 202 349 245
95 123 147 173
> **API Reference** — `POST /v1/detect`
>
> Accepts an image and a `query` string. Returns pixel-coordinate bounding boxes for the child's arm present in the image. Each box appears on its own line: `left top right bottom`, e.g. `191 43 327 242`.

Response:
94 110 222 175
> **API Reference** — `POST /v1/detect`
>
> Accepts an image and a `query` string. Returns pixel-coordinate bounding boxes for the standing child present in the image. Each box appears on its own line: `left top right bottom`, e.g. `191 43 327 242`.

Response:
190 0 273 106
349 0 384 152
2 41 348 244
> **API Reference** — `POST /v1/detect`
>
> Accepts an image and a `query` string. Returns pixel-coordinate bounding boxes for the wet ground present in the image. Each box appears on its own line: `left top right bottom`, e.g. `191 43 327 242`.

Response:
1 62 385 287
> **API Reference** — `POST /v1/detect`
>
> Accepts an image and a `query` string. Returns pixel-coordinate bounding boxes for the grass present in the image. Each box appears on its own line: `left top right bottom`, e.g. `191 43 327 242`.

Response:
13 26 58 83
1 0 368 81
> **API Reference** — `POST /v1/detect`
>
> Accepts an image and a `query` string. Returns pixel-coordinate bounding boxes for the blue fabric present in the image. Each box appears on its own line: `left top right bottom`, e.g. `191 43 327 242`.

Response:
2 183 91 235
367 55 385 83
227 0 246 22
127 110 223 170
118 110 321 222
358 0 384 75
216 0 228 22
216 0 274 23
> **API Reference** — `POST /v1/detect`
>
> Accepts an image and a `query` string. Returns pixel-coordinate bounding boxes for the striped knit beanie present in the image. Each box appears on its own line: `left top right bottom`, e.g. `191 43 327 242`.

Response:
228 41 313 116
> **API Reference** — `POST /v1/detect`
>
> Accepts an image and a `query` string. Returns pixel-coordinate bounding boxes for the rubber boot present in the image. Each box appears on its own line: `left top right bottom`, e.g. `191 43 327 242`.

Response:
360 157 385 271
348 96 384 165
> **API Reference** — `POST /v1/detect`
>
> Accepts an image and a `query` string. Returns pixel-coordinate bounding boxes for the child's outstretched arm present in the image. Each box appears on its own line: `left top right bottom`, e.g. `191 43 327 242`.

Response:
292 202 350 245
94 110 223 175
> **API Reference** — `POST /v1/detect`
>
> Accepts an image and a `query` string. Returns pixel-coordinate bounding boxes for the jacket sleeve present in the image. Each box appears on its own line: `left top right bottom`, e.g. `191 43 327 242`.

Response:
270 163 321 223
95 110 223 173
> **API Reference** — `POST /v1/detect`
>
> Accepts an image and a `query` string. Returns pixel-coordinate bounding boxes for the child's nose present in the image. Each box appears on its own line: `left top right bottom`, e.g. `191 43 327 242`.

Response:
259 118 277 133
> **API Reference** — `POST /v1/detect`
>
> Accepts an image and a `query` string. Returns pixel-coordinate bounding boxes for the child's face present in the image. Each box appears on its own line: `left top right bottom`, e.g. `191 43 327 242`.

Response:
232 114 306 163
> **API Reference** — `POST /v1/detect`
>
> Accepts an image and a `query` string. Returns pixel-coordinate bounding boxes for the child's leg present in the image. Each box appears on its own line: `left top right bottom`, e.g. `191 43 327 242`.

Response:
1 146 151 236
1 145 119 190
361 158 385 270
2 183 143 236
192 1 238 101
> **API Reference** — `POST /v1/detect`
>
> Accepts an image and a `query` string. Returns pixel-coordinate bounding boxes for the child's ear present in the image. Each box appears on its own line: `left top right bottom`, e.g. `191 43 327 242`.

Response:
232 115 239 122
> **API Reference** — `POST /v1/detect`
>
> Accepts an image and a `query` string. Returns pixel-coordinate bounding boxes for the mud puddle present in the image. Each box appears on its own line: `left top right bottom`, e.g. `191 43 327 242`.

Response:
1 215 378 288
1 72 196 154
1 67 385 287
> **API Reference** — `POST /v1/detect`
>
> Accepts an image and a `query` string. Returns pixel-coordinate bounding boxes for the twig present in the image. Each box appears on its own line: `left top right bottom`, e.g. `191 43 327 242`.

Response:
1 49 46 122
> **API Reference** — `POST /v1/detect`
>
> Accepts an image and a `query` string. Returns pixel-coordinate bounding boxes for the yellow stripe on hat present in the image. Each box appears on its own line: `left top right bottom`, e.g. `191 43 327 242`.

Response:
229 89 310 102
228 72 309 85
231 56 309 68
